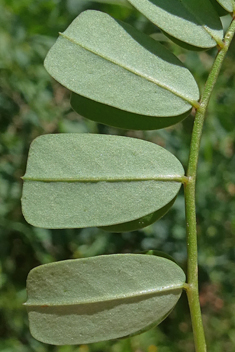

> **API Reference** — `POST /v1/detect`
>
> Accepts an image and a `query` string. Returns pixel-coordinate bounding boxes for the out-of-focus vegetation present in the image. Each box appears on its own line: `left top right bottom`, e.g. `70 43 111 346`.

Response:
0 0 235 351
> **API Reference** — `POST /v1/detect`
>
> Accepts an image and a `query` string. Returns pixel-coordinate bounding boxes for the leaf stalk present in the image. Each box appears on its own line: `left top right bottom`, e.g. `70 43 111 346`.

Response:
184 17 235 352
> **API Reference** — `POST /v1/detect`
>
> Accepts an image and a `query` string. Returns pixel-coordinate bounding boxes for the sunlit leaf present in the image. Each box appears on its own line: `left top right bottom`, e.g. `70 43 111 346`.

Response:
25 254 186 345
128 0 223 49
21 134 184 229
44 10 200 130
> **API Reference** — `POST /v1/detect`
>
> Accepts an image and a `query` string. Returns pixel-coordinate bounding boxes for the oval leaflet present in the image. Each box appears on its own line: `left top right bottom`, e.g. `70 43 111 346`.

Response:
25 254 186 344
128 0 223 49
22 134 185 229
44 10 200 130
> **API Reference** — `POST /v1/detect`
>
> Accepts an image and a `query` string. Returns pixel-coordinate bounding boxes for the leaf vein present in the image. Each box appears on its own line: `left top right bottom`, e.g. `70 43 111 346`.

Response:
24 283 184 307
59 32 198 108
23 175 185 183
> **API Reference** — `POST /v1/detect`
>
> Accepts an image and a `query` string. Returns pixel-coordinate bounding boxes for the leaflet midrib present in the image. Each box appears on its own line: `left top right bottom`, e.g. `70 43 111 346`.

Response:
25 283 184 307
23 175 184 182
59 32 196 107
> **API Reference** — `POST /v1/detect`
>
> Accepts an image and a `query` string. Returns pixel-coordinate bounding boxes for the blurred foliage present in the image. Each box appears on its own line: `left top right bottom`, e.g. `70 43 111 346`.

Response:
0 0 235 351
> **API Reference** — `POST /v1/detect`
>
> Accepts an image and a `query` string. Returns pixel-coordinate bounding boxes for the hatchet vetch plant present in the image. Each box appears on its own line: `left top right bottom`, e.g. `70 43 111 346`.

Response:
21 1 235 351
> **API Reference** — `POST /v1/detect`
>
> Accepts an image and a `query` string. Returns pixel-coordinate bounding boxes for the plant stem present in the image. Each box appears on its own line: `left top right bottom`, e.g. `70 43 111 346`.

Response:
184 16 235 352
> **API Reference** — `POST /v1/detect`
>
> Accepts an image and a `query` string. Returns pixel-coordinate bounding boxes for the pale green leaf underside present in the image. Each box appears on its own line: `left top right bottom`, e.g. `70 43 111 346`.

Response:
128 0 223 48
22 134 184 229
216 0 235 11
25 254 186 345
44 10 199 119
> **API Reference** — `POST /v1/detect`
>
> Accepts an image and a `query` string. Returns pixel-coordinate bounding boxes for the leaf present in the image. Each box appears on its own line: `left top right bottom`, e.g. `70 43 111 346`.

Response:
44 10 200 130
24 254 186 345
71 93 189 130
144 250 177 264
210 0 229 16
100 197 176 232
21 134 184 229
215 0 234 12
80 0 131 6
127 0 223 49
161 31 212 52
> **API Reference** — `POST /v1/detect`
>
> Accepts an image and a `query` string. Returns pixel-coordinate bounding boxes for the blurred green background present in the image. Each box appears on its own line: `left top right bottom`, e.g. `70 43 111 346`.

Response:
0 0 235 351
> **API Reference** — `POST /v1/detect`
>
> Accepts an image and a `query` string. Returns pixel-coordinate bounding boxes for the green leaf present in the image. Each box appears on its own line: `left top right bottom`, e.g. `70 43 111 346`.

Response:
44 10 200 130
22 134 184 229
100 197 176 232
215 0 234 12
127 0 223 49
71 93 189 130
80 0 131 6
25 254 186 345
144 250 177 264
161 31 212 52
210 0 229 16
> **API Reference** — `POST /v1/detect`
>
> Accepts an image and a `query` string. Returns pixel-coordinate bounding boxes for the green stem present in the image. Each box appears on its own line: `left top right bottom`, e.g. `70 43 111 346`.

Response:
184 16 235 352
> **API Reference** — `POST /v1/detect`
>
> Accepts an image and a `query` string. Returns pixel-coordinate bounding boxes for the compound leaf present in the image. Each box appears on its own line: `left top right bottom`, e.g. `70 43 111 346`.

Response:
22 134 184 229
44 10 199 130
128 0 223 49
25 254 186 345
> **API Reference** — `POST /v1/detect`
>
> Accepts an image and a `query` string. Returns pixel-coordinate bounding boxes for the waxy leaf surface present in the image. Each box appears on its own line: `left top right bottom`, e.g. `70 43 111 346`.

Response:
128 0 223 49
22 134 184 229
216 0 234 11
44 10 200 129
25 254 186 344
